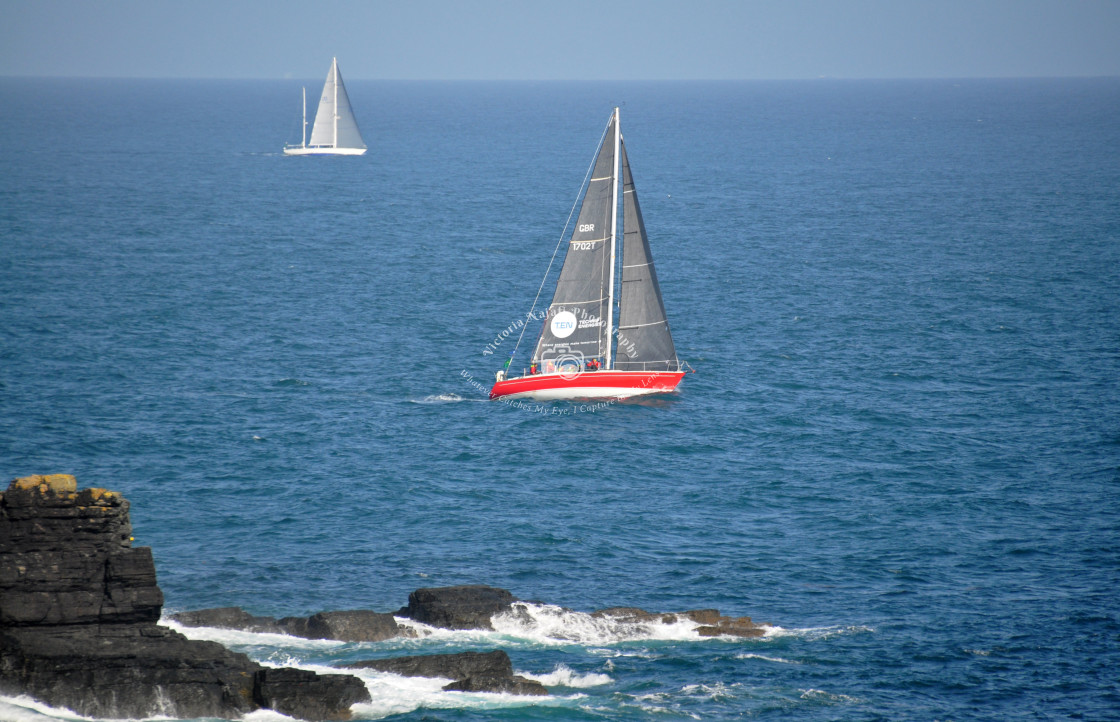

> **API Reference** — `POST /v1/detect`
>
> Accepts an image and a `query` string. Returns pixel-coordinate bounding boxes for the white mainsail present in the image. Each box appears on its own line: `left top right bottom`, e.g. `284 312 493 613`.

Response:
284 58 366 156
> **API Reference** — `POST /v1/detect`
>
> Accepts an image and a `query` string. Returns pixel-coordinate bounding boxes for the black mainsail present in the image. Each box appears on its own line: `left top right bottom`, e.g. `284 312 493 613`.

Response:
614 139 680 371
532 114 617 371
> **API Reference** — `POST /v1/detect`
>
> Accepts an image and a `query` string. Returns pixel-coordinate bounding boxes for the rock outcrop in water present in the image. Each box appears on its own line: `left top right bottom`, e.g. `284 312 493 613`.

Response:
170 586 769 697
591 606 766 638
172 606 410 642
1 474 769 716
346 650 548 696
0 475 369 720
398 584 517 629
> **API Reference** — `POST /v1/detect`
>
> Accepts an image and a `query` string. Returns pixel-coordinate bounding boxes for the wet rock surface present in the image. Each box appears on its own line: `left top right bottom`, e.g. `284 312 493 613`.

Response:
347 649 548 696
0 476 369 720
172 606 409 642
591 606 767 638
398 584 517 630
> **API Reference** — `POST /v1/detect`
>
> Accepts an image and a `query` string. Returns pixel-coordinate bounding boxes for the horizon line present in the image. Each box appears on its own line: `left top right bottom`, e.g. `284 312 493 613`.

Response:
3 74 1118 82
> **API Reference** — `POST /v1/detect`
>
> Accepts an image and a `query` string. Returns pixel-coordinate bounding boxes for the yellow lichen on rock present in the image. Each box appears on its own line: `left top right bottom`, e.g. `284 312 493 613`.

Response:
75 487 121 507
12 474 78 494
43 474 78 493
13 475 46 490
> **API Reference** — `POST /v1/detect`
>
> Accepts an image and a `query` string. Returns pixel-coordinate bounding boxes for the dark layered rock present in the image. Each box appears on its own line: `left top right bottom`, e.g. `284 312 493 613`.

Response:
684 609 766 638
347 650 547 696
280 610 408 642
592 606 766 638
171 606 286 634
2 623 262 719
0 476 370 720
348 649 510 680
399 585 516 630
442 673 548 695
172 607 409 642
255 667 371 721
0 477 162 627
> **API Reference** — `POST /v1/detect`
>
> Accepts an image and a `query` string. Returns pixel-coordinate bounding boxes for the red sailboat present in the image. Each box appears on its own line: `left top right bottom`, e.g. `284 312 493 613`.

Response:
490 108 687 402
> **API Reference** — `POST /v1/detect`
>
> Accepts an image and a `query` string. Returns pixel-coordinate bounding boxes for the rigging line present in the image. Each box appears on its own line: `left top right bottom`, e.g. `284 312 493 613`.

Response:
508 114 614 363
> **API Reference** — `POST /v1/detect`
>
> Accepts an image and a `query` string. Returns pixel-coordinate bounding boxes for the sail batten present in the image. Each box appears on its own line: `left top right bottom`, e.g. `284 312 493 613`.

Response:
620 320 669 329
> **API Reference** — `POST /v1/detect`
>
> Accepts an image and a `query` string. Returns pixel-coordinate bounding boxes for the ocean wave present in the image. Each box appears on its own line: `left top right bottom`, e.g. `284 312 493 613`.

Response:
410 393 476 404
0 696 93 722
735 652 801 664
491 602 717 645
519 664 612 688
762 624 874 641
799 688 863 705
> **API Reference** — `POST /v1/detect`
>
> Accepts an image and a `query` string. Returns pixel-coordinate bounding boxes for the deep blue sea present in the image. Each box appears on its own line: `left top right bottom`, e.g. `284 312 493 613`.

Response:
2 77 1119 720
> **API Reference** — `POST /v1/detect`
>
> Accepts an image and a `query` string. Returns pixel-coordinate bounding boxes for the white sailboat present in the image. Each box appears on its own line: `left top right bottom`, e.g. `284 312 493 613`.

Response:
283 57 366 156
490 108 687 401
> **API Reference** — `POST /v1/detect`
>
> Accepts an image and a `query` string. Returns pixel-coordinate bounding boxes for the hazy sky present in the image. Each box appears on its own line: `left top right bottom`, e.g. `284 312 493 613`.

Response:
3 0 1119 80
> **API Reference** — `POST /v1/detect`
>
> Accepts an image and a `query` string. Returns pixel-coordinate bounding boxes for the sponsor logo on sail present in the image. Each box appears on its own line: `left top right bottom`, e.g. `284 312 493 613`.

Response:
551 311 577 339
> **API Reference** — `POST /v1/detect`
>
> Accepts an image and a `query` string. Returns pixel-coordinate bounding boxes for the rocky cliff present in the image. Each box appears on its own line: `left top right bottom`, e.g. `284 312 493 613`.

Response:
0 475 369 720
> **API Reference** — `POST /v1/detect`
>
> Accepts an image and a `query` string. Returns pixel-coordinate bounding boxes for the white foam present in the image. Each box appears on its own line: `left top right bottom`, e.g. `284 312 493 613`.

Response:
799 688 862 704
489 602 706 645
243 708 300 722
161 618 344 651
735 652 800 664
411 393 478 404
681 681 741 701
390 616 513 645
520 664 612 688
0 690 303 722
0 696 91 722
625 692 701 719
762 624 873 641
346 665 572 719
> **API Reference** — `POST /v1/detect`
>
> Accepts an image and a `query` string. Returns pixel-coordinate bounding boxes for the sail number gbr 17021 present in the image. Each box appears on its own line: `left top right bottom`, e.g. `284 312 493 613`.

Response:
573 224 596 251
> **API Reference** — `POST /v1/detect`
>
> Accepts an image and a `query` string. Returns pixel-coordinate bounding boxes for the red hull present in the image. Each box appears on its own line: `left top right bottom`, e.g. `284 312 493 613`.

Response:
489 370 685 401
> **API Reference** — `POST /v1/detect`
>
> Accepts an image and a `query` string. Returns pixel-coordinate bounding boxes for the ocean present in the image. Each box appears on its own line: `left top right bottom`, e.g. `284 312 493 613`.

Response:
1 76 1118 720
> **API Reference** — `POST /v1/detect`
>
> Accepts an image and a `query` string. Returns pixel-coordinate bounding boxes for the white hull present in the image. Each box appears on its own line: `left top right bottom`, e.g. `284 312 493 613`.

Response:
283 146 366 156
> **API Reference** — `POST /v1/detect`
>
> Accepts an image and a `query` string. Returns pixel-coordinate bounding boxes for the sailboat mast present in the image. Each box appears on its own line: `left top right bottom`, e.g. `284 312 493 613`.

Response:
331 57 339 149
301 87 307 148
605 107 620 370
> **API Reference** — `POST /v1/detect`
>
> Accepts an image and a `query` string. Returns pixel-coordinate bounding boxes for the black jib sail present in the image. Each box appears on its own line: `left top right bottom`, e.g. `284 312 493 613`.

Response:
614 138 680 371
532 115 617 372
